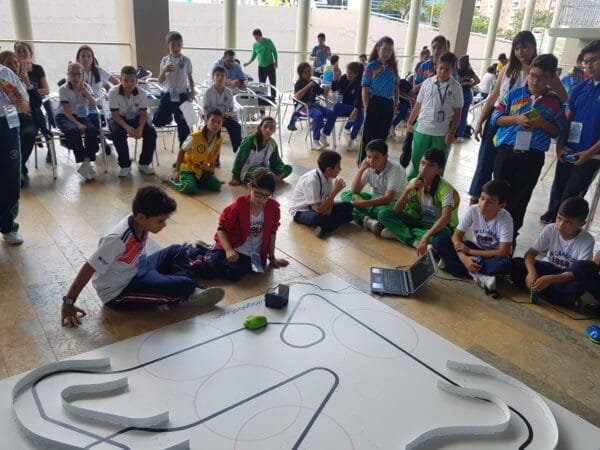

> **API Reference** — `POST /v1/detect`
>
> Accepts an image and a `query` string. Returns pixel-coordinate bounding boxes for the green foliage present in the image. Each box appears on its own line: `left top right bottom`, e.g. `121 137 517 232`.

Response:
472 12 490 34
505 9 554 38
378 0 412 18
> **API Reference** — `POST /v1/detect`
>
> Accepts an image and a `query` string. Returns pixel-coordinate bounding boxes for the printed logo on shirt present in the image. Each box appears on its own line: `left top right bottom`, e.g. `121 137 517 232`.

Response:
474 229 498 248
118 235 145 265
548 250 574 269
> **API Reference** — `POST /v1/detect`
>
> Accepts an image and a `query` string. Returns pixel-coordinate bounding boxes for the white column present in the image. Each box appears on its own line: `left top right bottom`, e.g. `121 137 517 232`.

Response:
9 0 34 41
295 0 311 69
224 0 237 49
402 0 421 76
439 0 476 57
115 0 137 68
545 0 564 53
355 0 372 55
482 0 503 76
521 0 537 31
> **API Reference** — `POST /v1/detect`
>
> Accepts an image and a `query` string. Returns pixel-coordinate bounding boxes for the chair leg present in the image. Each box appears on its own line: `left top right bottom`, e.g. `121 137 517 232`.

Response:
134 138 138 161
171 130 176 153
47 137 57 180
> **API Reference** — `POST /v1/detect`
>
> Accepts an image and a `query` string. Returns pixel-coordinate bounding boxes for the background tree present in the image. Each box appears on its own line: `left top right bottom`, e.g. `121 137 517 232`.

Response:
471 11 490 33
378 0 412 19
505 9 553 37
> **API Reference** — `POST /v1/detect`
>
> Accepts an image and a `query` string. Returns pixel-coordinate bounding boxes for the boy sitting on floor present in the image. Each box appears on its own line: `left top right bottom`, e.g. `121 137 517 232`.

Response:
432 180 513 292
61 186 225 327
197 168 289 281
379 149 459 256
290 150 353 238
510 197 594 308
340 139 406 235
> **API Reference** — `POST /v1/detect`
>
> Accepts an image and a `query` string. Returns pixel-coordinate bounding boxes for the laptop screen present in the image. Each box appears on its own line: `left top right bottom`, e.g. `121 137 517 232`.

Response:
408 251 436 291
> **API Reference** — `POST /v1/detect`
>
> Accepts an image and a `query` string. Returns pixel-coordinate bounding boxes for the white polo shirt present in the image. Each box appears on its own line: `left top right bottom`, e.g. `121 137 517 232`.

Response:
360 159 406 198
289 168 333 216
533 224 594 270
203 85 234 114
0 65 29 117
160 54 193 93
56 82 93 116
85 66 112 97
416 76 464 136
108 85 148 117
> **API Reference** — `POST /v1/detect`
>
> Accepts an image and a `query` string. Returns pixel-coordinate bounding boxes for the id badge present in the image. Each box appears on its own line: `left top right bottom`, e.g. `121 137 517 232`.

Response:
125 110 137 120
568 122 583 144
76 105 89 118
169 89 180 102
4 105 20 129
514 131 532 151
250 252 264 273
436 110 445 123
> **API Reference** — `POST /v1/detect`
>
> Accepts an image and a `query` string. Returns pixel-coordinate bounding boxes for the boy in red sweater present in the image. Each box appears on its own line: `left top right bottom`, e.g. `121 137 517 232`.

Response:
199 168 289 281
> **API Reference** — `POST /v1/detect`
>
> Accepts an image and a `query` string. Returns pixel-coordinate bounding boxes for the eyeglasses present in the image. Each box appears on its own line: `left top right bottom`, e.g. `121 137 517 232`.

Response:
252 189 272 199
582 56 600 66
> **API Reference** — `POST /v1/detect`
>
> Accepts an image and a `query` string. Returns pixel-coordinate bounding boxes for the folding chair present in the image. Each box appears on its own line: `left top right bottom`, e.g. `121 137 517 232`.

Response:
234 92 283 154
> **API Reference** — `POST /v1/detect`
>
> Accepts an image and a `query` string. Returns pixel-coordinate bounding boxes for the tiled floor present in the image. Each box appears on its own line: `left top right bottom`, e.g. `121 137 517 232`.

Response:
1 120 599 427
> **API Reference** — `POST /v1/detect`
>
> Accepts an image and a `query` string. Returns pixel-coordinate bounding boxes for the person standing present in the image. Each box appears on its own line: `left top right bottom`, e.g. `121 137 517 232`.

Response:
244 29 278 101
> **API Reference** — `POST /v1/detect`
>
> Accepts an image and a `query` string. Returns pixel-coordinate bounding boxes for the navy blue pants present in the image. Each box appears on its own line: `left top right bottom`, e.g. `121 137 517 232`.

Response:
0 118 21 234
456 89 473 138
108 117 157 168
107 244 198 308
510 257 585 304
333 103 363 140
223 117 242 152
19 113 38 175
431 236 511 277
571 260 600 303
293 202 354 233
392 100 410 128
359 95 394 164
152 92 191 145
55 114 99 163
467 117 497 198
197 248 253 282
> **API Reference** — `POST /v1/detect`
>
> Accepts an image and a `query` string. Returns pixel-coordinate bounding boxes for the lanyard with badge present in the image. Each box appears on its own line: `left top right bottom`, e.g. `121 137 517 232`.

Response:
168 56 185 102
434 81 449 122
514 94 541 151
0 88 20 129
124 93 137 120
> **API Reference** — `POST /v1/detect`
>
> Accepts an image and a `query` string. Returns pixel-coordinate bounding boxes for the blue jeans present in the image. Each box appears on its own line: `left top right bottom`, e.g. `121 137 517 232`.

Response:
55 114 99 163
0 118 20 234
431 236 511 278
293 202 354 233
392 100 411 127
467 116 497 198
223 116 242 152
309 105 336 140
456 89 472 138
333 103 363 139
152 92 191 145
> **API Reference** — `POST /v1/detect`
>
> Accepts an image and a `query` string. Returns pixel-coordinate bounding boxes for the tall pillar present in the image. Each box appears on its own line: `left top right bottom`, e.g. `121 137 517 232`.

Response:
295 0 311 68
402 0 421 76
355 0 372 55
9 0 34 41
115 0 137 68
545 0 564 53
224 0 236 49
482 0 503 76
521 0 536 31
439 0 476 57
132 0 170 76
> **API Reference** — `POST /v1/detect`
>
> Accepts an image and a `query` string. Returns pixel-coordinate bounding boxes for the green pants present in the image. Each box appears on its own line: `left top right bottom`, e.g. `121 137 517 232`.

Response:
407 130 449 180
244 164 293 182
378 207 451 245
340 190 390 225
169 170 221 195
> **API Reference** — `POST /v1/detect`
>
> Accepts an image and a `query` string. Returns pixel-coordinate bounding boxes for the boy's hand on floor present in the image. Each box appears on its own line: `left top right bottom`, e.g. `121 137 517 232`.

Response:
533 275 552 291
61 304 87 328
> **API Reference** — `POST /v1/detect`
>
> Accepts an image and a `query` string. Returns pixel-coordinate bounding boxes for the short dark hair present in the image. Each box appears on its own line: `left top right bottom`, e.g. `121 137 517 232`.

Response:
166 31 183 43
252 28 262 37
482 180 510 204
346 61 363 76
212 65 227 76
120 65 137 77
366 139 388 156
431 35 448 48
531 53 558 75
330 54 339 65
297 62 311 77
317 33 326 39
558 197 589 221
422 148 446 168
224 49 235 57
439 52 457 66
318 150 341 172
359 53 367 59
251 167 276 193
487 65 496 74
132 186 177 217
498 53 507 61
580 40 600 57
205 109 224 121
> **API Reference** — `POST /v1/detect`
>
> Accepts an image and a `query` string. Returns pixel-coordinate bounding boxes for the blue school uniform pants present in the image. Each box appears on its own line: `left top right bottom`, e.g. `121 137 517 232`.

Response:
106 244 198 308
571 260 600 302
293 202 354 233
333 103 363 140
468 117 497 198
55 114 99 163
197 248 253 282
431 236 511 278
152 92 191 145
456 88 473 138
0 118 21 234
108 116 157 168
223 117 242 152
359 95 393 164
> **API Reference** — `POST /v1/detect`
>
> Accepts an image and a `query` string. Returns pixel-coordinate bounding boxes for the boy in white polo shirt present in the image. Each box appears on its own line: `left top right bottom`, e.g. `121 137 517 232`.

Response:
432 180 513 292
341 139 407 234
153 31 195 147
290 150 353 238
108 66 157 177
511 197 594 307
406 52 463 179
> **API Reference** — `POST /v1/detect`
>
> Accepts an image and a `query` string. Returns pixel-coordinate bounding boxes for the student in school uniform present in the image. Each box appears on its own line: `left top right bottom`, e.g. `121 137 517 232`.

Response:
290 150 353 238
76 45 119 98
412 35 449 95
330 61 363 151
55 63 100 181
309 33 331 74
108 65 157 177
153 31 196 147
0 61 29 245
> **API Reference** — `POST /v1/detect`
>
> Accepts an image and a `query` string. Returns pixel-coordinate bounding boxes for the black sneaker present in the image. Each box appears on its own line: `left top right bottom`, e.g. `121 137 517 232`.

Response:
540 211 555 224
287 124 297 131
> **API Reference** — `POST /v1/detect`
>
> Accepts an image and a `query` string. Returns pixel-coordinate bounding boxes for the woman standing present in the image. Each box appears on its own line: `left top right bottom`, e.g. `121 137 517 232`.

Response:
455 55 480 142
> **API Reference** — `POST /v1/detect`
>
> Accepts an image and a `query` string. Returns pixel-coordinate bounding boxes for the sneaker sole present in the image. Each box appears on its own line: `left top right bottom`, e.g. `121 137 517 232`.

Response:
185 287 225 307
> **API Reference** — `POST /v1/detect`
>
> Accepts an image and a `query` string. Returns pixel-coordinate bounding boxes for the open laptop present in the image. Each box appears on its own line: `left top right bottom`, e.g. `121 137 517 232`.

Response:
370 249 438 296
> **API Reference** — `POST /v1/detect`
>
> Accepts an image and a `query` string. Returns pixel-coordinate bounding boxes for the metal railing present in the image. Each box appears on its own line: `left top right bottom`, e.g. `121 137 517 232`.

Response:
557 0 600 28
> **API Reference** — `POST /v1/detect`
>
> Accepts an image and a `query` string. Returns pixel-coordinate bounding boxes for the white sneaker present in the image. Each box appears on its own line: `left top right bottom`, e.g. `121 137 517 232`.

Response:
470 272 485 289
184 287 225 307
88 164 97 179
319 134 330 147
346 139 355 152
480 274 497 291
2 231 24 245
412 239 420 249
139 164 155 175
311 141 325 151
343 127 352 135
456 137 465 143
77 163 93 181
118 167 131 177
380 228 396 239
362 217 383 235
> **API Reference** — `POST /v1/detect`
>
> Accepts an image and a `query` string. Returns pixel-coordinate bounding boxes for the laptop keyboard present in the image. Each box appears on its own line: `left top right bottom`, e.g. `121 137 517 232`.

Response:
382 270 407 293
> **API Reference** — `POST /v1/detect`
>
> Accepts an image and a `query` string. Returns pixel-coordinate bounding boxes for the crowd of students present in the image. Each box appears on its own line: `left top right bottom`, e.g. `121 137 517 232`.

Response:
0 28 599 325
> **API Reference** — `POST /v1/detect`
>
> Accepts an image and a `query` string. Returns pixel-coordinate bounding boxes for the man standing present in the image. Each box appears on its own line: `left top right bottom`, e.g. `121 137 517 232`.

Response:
212 50 247 92
244 29 278 100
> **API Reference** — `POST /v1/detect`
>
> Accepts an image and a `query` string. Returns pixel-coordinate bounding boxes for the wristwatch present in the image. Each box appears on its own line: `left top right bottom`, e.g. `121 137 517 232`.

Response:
62 296 76 306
